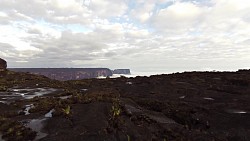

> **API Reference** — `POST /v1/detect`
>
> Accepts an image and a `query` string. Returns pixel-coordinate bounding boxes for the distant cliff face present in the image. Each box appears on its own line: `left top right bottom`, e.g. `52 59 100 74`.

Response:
9 68 113 81
113 69 131 74
0 58 7 71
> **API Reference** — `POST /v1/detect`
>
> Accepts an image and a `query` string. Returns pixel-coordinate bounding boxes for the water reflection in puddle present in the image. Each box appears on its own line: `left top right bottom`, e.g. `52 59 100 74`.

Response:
81 89 88 92
24 104 34 115
179 96 185 99
0 87 59 104
226 109 248 114
203 97 215 100
0 101 6 104
11 88 58 99
59 95 72 99
126 82 133 85
45 109 55 118
235 111 247 114
26 119 48 141
1 88 59 140
25 108 55 140
0 133 4 141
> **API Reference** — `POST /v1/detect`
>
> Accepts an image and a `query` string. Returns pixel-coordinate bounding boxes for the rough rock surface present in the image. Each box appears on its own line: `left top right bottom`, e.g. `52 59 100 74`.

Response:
0 58 7 71
1 70 250 141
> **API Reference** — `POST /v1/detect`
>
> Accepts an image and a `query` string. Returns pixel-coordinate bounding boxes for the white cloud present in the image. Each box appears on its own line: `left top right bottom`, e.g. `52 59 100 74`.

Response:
130 1 155 23
89 0 128 18
153 2 203 32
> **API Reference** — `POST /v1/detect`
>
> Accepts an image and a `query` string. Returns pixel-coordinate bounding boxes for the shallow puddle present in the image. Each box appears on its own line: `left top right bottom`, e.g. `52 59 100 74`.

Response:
24 104 34 115
203 97 215 100
0 88 59 104
81 89 88 91
126 82 133 85
179 96 185 99
0 133 4 141
45 109 55 118
0 100 11 105
0 101 6 104
25 108 55 141
226 109 248 114
20 88 58 99
26 119 48 141
59 95 72 99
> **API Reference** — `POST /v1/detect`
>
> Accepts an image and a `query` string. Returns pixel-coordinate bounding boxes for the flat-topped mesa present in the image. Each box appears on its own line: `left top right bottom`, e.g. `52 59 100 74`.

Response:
113 69 131 74
9 68 113 81
0 58 7 71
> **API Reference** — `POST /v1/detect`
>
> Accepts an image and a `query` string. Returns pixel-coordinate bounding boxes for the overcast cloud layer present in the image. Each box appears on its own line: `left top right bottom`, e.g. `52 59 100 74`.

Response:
0 0 250 74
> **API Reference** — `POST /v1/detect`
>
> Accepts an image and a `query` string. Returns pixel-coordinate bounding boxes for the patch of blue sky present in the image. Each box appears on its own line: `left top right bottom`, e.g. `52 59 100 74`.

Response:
36 19 92 33
189 31 202 36
37 19 64 31
181 0 213 6
109 15 155 34
66 24 92 33
152 2 173 17
104 0 169 33
109 17 129 24
155 1 173 10
127 0 138 10
181 0 209 3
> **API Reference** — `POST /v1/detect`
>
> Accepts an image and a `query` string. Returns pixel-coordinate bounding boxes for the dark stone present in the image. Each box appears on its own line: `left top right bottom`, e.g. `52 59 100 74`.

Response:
0 58 7 71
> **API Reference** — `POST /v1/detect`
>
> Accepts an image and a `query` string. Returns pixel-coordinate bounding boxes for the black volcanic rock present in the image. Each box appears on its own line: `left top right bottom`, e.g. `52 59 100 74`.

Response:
0 58 7 71
1 70 250 140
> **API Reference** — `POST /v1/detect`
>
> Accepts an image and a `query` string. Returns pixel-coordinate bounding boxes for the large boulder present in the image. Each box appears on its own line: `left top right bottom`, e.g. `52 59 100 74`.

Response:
0 58 7 71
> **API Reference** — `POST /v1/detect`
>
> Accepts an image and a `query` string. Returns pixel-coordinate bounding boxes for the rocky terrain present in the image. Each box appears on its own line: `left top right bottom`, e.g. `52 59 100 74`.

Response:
0 58 7 72
0 69 250 141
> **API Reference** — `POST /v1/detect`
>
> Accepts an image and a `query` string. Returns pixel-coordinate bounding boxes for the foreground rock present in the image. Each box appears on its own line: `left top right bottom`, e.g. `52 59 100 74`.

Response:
0 70 250 140
0 58 7 72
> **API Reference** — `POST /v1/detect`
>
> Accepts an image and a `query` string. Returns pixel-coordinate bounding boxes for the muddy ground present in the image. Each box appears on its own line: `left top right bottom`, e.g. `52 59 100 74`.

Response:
0 70 250 141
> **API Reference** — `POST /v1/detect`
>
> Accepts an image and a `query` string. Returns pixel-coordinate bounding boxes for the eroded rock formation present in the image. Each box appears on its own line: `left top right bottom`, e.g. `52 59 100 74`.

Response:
0 58 7 71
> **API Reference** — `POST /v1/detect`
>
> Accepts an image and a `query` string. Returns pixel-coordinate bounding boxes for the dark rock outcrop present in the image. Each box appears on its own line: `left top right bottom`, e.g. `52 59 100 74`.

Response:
113 69 131 74
0 58 7 71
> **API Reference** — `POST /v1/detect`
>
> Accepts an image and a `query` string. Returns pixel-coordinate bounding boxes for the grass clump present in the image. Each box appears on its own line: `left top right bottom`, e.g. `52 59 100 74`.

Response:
62 105 71 116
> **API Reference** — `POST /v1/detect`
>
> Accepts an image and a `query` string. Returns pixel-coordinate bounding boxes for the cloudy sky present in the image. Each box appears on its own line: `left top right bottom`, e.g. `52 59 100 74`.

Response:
0 0 250 74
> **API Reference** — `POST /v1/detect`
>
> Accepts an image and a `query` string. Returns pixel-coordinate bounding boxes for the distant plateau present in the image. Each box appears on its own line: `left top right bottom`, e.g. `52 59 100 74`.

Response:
9 68 131 81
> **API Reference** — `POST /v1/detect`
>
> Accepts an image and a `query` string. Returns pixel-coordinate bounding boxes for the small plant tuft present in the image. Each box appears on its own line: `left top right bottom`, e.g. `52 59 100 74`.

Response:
62 105 71 115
